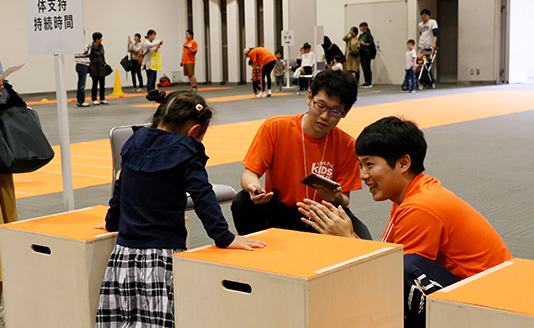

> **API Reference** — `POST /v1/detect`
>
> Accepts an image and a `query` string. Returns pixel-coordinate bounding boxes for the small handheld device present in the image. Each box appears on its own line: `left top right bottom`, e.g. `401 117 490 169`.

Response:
301 173 340 190
254 190 265 195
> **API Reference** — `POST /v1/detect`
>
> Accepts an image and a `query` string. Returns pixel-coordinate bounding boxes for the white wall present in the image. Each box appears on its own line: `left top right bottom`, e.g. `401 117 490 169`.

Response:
210 0 222 83
1 0 187 94
227 0 240 82
286 0 316 60
508 0 534 83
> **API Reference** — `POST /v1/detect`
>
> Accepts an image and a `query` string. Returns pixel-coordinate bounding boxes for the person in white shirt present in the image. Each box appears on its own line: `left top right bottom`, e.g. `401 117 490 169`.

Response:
293 42 315 91
142 29 164 92
331 55 343 71
404 40 417 93
418 9 439 55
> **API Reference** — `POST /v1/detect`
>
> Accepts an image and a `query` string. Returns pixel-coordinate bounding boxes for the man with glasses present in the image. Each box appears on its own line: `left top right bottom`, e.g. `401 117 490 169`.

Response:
231 70 371 238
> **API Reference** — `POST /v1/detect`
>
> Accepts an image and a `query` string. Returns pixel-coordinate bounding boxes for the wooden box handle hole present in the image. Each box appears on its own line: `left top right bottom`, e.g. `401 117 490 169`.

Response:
222 280 252 294
31 244 51 255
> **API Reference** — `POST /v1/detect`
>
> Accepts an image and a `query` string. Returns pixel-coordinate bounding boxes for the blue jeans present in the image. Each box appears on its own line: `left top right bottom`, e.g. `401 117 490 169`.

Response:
76 63 89 103
146 69 157 92
404 68 416 91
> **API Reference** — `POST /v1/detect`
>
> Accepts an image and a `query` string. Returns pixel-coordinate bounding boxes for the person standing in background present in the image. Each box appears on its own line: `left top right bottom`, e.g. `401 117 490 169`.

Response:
181 30 198 92
128 33 144 92
74 40 91 107
343 27 360 84
418 9 439 56
358 22 375 88
142 29 164 93
89 32 109 105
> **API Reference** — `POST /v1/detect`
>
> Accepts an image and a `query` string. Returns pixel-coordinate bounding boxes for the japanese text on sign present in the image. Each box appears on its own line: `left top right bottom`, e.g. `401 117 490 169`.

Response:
34 0 72 31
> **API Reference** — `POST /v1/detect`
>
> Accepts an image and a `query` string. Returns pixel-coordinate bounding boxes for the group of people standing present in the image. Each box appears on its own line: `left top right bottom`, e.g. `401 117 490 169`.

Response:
75 29 198 107
341 22 375 88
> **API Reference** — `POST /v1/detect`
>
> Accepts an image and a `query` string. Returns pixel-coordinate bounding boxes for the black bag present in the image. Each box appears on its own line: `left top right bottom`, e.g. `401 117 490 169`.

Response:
105 64 113 76
349 49 359 57
0 106 55 173
369 42 377 60
120 55 133 72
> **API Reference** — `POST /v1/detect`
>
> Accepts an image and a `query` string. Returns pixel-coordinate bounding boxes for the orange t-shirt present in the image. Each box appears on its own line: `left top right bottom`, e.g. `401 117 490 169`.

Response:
382 174 512 279
242 114 361 207
182 40 198 64
248 47 277 67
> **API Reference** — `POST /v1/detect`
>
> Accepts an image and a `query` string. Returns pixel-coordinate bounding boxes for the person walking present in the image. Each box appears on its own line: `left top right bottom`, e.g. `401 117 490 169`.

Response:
358 22 375 88
181 29 198 92
343 27 360 84
128 33 144 92
141 29 164 92
89 32 109 105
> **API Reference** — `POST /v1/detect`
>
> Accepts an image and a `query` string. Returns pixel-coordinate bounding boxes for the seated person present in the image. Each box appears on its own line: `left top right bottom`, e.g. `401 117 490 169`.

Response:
231 70 371 239
293 42 315 91
298 116 512 328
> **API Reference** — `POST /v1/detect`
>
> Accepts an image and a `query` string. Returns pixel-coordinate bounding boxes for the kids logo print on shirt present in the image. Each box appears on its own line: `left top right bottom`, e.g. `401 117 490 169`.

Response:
311 161 334 180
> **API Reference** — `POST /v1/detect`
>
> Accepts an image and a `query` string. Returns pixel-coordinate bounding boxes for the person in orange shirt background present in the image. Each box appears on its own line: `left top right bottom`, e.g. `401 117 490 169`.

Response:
298 116 512 328
244 47 277 98
181 30 198 92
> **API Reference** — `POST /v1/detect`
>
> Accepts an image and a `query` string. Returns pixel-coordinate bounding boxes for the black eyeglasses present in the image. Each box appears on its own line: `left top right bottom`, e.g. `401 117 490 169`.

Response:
312 100 346 117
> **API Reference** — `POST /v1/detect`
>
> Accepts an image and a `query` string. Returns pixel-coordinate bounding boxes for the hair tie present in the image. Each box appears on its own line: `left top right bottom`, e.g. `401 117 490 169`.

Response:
196 104 203 112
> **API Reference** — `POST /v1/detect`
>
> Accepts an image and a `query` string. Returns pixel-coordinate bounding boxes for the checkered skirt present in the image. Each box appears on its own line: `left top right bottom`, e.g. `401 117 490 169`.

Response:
96 245 184 328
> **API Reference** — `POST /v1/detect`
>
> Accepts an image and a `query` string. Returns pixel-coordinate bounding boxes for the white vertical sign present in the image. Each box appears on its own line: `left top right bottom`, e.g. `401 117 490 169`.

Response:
25 0 84 55
281 30 294 47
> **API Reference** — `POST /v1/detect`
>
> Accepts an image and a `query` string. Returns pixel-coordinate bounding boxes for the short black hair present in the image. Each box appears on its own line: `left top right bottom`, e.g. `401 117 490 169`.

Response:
407 39 415 45
350 26 358 35
355 116 427 175
421 9 431 16
146 29 156 38
135 33 141 39
186 29 194 37
92 32 102 42
310 70 358 112
303 42 311 50
275 50 282 56
333 55 343 63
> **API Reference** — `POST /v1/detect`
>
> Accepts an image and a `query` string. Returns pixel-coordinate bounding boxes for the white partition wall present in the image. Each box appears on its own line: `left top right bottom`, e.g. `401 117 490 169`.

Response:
263 0 276 53
244 0 257 82
508 0 534 83
227 0 240 82
210 0 223 83
192 0 207 84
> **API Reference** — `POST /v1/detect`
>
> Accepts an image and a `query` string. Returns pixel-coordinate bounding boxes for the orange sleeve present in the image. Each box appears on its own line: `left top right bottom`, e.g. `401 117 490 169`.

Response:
242 120 275 177
392 207 448 260
191 40 198 52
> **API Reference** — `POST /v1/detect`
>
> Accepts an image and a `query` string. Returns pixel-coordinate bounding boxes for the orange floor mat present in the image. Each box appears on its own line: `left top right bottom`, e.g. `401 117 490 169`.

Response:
25 87 235 106
14 90 534 199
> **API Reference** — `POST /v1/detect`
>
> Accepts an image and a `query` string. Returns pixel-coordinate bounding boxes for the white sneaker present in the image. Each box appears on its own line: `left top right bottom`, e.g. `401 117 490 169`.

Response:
92 100 100 105
256 92 265 98
76 102 90 107
266 89 272 97
135 88 144 92
409 90 416 93
101 100 109 105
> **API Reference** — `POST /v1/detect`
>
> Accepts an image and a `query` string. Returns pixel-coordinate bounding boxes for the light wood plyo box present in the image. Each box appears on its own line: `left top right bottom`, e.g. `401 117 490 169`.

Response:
173 228 404 328
426 258 534 328
0 205 116 328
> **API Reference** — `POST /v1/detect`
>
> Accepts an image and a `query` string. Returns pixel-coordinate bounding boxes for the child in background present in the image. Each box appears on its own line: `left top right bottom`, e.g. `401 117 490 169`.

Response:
95 90 265 327
273 50 289 92
332 55 343 71
250 60 262 96
405 39 417 93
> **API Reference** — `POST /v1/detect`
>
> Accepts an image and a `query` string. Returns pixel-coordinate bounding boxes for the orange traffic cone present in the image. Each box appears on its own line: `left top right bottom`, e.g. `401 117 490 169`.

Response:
111 69 125 96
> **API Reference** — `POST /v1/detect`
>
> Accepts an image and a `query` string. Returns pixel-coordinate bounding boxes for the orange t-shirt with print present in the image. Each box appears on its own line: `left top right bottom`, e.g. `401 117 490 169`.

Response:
182 40 198 64
248 47 277 67
242 113 361 207
382 174 512 279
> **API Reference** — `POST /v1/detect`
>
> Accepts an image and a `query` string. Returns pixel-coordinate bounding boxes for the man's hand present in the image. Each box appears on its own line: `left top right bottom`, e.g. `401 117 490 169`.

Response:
297 199 357 238
247 184 274 205
227 236 267 251
314 185 343 206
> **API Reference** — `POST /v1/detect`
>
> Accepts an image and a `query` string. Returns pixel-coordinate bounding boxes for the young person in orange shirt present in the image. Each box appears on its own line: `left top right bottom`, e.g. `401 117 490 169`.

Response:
298 116 512 328
244 47 277 98
181 30 198 92
231 70 371 239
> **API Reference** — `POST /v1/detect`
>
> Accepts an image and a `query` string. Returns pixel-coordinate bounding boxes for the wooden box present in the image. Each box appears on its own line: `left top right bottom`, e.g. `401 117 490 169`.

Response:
173 228 404 327
427 258 534 328
0 206 117 328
